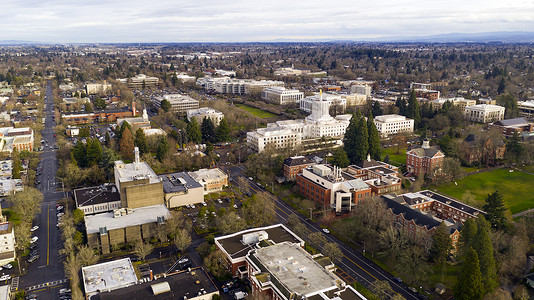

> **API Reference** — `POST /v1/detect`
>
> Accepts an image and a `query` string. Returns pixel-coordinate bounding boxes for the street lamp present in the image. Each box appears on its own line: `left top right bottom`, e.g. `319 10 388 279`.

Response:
308 207 313 220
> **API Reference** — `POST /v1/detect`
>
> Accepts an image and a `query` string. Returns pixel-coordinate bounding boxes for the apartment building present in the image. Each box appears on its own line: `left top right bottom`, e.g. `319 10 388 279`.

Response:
464 104 505 123
373 114 414 137
261 87 304 105
153 94 199 114
186 107 224 126
406 140 445 176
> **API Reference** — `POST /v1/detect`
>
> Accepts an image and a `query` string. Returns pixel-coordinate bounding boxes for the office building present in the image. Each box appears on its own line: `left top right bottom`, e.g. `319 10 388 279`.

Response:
186 107 224 126
196 77 284 95
188 168 228 195
430 97 476 111
82 258 138 298
283 156 316 181
0 127 34 152
518 100 534 117
159 172 204 208
406 140 445 176
350 84 372 97
464 104 505 123
346 155 402 196
85 82 112 95
125 74 159 89
300 93 346 113
261 87 304 105
373 115 414 137
74 184 121 215
153 94 199 114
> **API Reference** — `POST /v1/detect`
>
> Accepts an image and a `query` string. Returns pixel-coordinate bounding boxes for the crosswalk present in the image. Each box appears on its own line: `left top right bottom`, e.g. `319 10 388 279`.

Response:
26 279 69 291
10 276 19 291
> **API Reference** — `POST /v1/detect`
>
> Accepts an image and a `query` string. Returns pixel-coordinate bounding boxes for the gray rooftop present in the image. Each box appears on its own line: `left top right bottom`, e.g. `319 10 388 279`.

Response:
159 172 203 194
85 204 170 234
82 258 137 296
114 161 160 184
251 242 339 297
74 184 120 207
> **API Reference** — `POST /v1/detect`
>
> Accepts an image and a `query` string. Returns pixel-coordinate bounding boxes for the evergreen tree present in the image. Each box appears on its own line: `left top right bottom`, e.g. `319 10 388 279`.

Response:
354 116 369 163
118 121 132 141
86 138 103 167
482 190 507 230
406 89 421 128
497 77 506 94
455 248 484 300
473 226 498 293
429 222 452 264
160 99 171 112
104 131 111 148
331 148 350 168
72 140 87 167
459 218 477 255
343 114 359 163
371 101 383 117
156 136 169 162
383 154 390 164
496 94 519 119
367 116 381 160
506 131 524 163
395 97 407 116
201 117 216 143
134 128 148 155
119 127 134 160
11 150 21 179
215 118 230 143
186 118 202 144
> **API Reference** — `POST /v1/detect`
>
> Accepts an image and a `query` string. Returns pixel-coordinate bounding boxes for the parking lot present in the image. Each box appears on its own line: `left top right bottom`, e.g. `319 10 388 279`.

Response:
179 195 244 232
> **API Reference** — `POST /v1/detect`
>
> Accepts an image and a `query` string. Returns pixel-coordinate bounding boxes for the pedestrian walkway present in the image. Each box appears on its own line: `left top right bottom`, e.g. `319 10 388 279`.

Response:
10 276 19 292
26 279 68 291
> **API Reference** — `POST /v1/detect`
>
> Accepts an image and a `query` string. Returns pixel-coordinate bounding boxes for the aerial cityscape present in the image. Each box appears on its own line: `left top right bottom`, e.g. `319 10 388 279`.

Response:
0 1 533 300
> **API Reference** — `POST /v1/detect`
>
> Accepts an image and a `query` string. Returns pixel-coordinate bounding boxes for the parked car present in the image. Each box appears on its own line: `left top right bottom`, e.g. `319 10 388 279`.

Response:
322 228 330 234
393 277 403 283
0 275 11 281
27 255 40 263
30 236 38 243
178 257 189 264
30 226 39 232
2 263 12 269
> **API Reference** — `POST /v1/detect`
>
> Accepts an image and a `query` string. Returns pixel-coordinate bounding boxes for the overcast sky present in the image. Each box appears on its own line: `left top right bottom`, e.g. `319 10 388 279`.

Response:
3 0 534 43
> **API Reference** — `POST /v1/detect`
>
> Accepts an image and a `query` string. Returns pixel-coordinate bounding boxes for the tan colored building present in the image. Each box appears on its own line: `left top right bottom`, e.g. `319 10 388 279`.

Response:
114 148 164 209
431 97 476 111
189 168 228 195
154 94 199 114
0 207 16 266
159 172 204 208
464 104 505 123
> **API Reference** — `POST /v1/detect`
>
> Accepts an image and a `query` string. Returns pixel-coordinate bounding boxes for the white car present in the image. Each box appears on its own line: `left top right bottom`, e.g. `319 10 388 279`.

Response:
201 202 207 206
31 236 39 243
217 199 223 204
0 275 10 281
2 263 12 269
30 226 39 232
190 204 195 209
322 228 330 234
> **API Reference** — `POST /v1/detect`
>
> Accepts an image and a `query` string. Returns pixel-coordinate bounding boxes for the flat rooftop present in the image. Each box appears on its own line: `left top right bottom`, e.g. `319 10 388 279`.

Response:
251 242 338 296
189 168 227 182
74 184 120 207
92 267 218 300
159 172 202 194
215 224 303 260
115 161 160 184
82 258 137 296
85 204 170 234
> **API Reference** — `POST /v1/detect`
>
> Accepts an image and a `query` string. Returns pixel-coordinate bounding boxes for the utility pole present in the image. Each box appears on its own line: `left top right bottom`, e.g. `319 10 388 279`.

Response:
308 207 313 220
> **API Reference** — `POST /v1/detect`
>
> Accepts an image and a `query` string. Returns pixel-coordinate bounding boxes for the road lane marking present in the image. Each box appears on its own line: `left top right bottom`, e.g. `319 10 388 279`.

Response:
47 204 50 266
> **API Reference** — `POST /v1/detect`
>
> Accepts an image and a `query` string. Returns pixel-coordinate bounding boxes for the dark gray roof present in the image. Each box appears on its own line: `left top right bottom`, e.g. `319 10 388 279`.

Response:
354 158 383 169
416 190 484 216
408 146 443 158
284 156 315 167
74 184 120 207
382 196 442 230
494 118 529 127
159 172 202 194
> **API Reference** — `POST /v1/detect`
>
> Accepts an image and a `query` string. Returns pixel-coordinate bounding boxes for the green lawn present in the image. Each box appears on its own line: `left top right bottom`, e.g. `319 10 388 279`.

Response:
435 168 534 215
381 147 406 165
235 104 277 118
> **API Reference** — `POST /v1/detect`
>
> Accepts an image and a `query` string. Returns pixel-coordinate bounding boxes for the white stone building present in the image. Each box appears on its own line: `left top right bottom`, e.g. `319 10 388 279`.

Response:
153 94 199 114
196 77 283 95
431 97 476 111
300 93 346 113
261 87 303 105
186 108 224 126
518 100 534 117
374 115 415 137
85 82 112 95
248 94 352 152
464 104 505 123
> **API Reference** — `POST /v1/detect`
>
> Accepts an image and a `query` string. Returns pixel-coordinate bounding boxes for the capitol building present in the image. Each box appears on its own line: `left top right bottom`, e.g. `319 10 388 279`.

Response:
247 93 352 152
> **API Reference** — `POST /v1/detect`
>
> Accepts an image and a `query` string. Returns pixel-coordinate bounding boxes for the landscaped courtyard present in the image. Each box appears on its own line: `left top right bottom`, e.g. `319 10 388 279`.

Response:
235 104 277 118
434 168 534 215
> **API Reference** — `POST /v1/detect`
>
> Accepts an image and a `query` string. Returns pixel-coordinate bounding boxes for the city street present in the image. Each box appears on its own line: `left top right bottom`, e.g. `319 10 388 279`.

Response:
17 81 68 298
222 164 421 300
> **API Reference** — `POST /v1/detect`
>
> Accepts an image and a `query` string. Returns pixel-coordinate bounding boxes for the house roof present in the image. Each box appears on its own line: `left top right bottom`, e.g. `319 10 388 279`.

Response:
407 146 443 158
284 156 315 167
494 118 529 127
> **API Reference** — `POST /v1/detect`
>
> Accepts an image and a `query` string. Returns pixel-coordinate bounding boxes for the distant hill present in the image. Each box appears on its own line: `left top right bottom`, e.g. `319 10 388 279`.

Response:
358 31 534 43
0 40 43 45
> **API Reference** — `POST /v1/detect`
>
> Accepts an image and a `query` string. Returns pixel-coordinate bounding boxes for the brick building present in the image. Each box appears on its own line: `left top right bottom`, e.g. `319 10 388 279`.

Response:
62 106 136 125
490 118 534 137
283 156 316 181
406 140 444 177
458 134 506 165
346 155 402 196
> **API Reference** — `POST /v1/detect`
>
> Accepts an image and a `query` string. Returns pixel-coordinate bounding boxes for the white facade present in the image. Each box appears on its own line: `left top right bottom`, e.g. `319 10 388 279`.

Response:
127 74 159 88
248 95 352 152
374 114 415 137
154 94 199 113
518 100 534 117
0 127 34 152
300 93 346 113
261 87 304 105
464 104 505 123
85 82 112 95
431 97 476 110
343 93 369 106
351 85 372 97
187 107 224 126
196 77 283 95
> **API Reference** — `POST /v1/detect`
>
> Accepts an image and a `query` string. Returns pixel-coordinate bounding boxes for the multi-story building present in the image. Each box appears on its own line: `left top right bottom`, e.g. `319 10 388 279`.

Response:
188 168 228 195
297 165 371 212
62 106 135 125
74 184 121 215
186 107 224 126
406 140 445 176
464 104 505 123
458 134 505 165
274 67 311 76
159 172 204 208
300 93 346 113
0 206 16 265
125 74 159 89
414 89 440 101
490 118 534 137
85 82 112 95
351 84 372 97
214 225 367 300
430 97 476 111
343 93 369 106
248 95 352 152
262 87 304 105
153 94 199 114
117 108 165 136
373 114 414 137
518 100 534 117
346 155 402 196
114 148 164 209
0 127 34 152
196 77 284 95
283 156 316 181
